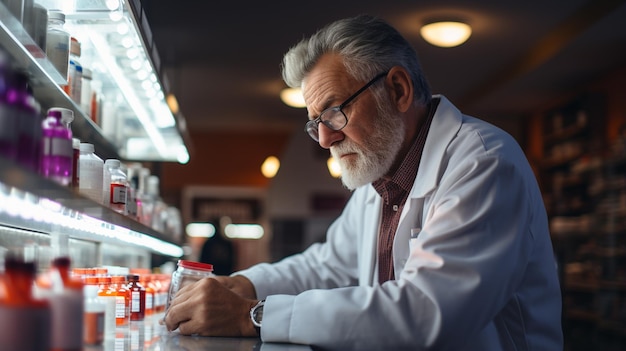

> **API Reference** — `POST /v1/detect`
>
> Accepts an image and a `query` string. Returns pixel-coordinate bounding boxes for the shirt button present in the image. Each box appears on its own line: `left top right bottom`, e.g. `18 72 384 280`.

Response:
392 205 399 212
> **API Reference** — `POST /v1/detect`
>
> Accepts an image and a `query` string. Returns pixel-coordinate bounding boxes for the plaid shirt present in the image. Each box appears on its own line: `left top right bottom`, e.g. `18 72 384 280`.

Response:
372 98 438 283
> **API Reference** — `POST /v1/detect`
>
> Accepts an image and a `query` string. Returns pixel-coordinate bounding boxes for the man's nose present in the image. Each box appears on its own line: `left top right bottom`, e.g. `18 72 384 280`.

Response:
317 123 344 149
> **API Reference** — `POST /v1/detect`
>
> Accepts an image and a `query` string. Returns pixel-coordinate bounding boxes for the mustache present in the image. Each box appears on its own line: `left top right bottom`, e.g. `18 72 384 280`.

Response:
330 141 360 158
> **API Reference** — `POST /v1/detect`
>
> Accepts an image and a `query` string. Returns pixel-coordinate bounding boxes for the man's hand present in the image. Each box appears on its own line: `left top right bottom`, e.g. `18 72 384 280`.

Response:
164 276 259 337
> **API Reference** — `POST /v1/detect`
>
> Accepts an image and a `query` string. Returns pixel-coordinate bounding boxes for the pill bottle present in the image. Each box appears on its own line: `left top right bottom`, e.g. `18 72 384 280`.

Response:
45 11 70 81
166 260 214 311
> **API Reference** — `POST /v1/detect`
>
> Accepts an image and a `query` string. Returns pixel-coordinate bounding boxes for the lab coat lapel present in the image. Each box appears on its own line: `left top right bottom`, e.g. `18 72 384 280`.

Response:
392 95 463 276
360 188 381 286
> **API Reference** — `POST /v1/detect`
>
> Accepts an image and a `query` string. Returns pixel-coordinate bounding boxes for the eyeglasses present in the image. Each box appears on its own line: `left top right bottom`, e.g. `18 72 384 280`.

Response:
305 71 388 142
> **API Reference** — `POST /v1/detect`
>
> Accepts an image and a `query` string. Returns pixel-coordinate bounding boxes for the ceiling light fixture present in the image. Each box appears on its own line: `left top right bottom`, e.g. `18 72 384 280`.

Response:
280 87 306 108
420 21 472 48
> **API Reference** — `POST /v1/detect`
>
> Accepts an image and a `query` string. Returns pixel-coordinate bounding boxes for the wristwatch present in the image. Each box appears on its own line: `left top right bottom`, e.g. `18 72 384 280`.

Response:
250 299 265 330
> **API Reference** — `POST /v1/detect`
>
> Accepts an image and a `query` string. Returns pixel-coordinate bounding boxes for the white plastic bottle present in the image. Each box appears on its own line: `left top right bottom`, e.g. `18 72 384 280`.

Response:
83 276 105 346
78 143 104 204
44 11 70 81
35 232 84 351
104 159 128 214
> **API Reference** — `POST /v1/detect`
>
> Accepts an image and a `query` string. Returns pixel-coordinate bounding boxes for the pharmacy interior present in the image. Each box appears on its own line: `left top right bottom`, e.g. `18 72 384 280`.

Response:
1 0 626 351
0 0 194 350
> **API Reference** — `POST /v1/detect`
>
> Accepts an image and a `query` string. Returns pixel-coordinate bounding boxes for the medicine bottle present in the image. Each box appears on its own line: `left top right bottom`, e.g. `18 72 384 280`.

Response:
104 159 128 214
0 249 51 351
64 37 82 104
83 276 105 345
111 275 130 326
97 276 117 337
78 143 104 204
127 274 146 321
80 67 93 117
40 107 73 186
71 137 80 188
140 274 155 316
45 11 70 81
166 260 214 311
36 249 84 351
13 71 42 172
0 55 18 161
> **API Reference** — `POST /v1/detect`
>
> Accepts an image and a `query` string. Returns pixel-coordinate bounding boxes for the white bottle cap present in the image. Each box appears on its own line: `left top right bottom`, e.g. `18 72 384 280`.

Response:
80 143 94 153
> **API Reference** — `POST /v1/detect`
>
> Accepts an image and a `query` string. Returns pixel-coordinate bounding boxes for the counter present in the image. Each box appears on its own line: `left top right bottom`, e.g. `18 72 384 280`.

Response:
86 314 313 351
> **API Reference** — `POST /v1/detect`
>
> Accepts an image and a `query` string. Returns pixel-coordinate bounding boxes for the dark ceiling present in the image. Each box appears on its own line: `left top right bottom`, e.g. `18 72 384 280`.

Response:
141 0 626 137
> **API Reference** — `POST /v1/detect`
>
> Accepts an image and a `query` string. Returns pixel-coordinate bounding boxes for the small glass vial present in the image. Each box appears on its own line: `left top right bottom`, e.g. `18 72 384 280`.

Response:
45 11 70 81
166 260 214 311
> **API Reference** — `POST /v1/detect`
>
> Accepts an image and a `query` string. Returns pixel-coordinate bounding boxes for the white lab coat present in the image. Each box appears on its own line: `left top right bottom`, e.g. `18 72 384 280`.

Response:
238 96 563 350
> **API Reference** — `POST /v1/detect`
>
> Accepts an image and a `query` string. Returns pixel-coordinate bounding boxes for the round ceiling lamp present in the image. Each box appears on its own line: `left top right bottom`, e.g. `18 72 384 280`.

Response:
420 21 472 48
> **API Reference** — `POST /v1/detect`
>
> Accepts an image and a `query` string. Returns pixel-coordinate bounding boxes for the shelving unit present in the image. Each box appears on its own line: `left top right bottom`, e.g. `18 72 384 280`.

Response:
539 93 626 349
0 1 184 268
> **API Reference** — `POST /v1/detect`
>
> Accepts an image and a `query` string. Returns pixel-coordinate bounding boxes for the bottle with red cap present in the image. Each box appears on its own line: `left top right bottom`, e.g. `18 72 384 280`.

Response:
166 260 214 311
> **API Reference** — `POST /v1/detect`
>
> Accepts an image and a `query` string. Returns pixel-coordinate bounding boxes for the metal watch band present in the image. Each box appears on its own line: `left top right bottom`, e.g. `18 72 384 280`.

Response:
250 299 265 328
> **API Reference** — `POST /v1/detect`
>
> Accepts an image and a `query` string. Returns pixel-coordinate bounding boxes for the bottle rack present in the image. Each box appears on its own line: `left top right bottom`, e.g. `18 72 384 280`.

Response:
0 1 184 267
540 93 626 347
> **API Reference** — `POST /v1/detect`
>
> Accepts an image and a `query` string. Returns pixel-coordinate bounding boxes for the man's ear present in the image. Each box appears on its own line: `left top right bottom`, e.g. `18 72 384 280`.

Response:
386 66 414 113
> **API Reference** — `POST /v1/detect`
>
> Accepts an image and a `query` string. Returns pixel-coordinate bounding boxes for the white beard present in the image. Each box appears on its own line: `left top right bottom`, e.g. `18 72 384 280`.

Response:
331 102 405 190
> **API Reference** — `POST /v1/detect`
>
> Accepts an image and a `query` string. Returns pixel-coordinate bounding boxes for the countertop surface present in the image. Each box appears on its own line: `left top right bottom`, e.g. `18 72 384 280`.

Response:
85 314 313 351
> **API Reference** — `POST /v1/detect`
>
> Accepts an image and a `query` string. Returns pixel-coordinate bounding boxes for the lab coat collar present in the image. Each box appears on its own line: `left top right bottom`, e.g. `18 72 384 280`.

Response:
364 95 462 203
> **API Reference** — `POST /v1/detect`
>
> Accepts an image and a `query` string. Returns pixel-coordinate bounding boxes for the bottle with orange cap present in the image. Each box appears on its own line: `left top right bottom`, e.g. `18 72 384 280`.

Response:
97 274 116 338
111 275 130 326
140 274 155 317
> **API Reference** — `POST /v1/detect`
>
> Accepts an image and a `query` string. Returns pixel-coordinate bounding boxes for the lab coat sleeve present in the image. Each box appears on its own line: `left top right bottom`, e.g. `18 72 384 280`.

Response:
246 151 540 350
236 190 366 298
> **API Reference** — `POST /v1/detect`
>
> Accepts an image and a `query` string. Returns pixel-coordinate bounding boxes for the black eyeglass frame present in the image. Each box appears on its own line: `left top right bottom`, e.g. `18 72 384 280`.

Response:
304 71 389 142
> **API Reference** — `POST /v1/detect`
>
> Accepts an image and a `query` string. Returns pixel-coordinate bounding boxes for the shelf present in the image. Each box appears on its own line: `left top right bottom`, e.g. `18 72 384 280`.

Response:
0 156 183 257
0 0 189 162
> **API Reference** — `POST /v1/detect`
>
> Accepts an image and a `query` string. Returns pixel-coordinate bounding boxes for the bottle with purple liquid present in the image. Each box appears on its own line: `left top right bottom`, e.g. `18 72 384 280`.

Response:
40 107 73 186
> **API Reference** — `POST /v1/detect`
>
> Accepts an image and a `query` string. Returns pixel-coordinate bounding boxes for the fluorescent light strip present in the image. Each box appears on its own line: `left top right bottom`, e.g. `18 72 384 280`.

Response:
0 185 183 257
88 33 169 158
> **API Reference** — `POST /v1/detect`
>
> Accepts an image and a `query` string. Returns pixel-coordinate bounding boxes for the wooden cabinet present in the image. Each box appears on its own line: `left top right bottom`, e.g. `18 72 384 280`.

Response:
538 93 626 349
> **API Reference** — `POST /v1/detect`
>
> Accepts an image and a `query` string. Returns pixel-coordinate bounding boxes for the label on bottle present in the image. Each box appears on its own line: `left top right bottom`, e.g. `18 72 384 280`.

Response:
42 136 72 157
115 296 126 319
0 305 51 350
110 183 127 204
131 291 141 312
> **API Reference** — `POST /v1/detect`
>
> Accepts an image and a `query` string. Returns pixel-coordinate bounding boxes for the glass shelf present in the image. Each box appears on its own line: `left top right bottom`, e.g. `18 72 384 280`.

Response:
0 0 190 162
0 156 183 257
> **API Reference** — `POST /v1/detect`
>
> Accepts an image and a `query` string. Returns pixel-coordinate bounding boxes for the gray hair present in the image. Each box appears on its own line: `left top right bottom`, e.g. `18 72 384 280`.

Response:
281 14 431 106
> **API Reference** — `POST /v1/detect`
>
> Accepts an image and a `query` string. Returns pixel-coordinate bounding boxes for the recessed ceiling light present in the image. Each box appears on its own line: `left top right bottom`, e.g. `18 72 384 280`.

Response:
420 21 472 48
